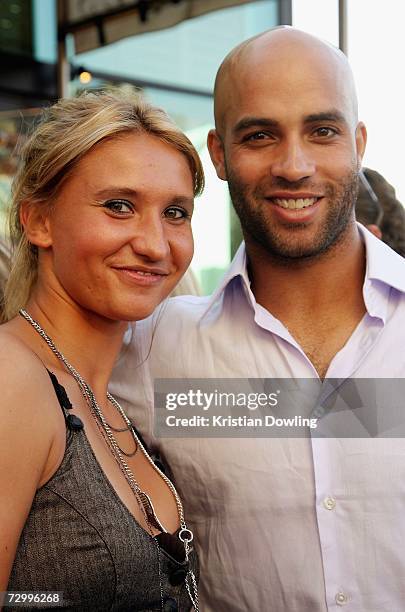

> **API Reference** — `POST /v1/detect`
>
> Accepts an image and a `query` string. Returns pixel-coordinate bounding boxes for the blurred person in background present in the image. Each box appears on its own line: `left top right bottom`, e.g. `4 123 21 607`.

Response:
356 167 405 256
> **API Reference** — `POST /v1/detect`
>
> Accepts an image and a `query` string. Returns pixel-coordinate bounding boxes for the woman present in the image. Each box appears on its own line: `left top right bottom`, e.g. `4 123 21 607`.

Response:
0 90 204 611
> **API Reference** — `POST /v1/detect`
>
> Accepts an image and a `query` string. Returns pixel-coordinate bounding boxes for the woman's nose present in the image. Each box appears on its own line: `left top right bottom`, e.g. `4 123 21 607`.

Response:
129 215 170 261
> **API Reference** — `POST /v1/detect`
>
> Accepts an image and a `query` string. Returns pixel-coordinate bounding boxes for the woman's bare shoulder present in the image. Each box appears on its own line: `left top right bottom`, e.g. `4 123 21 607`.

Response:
0 327 61 438
0 325 40 357
0 325 50 372
0 329 64 591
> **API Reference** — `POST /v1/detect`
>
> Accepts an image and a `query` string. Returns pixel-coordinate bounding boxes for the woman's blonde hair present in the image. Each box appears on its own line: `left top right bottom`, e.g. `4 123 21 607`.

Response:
3 89 204 321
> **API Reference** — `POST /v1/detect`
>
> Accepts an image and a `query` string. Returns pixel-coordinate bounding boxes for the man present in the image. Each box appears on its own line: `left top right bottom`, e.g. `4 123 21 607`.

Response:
111 28 405 611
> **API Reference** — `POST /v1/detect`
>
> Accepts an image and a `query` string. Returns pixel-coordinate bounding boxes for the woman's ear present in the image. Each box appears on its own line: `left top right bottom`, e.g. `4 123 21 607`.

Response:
20 201 53 248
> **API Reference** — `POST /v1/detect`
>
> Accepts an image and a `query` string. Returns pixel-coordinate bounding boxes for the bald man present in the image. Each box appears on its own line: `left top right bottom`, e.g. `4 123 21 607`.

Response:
112 29 405 611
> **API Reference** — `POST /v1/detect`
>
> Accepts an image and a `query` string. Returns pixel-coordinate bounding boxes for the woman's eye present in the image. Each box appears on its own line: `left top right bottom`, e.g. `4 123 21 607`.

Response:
164 207 189 221
104 200 133 214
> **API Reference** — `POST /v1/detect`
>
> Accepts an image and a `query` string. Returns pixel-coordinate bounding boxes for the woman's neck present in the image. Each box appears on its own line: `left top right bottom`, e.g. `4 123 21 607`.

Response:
19 291 128 397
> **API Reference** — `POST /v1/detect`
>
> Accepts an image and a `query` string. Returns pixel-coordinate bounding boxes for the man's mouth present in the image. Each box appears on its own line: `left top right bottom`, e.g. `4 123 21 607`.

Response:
273 197 320 210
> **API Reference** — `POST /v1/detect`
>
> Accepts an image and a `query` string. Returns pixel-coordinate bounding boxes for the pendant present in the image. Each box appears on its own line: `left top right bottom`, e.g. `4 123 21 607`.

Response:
138 490 166 532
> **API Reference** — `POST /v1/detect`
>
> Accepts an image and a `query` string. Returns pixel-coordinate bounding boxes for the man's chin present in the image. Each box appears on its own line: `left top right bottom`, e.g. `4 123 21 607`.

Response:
265 243 329 262
248 227 348 262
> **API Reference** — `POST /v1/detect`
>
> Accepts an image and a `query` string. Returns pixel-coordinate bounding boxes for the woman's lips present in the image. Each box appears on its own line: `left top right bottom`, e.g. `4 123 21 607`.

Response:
113 267 168 286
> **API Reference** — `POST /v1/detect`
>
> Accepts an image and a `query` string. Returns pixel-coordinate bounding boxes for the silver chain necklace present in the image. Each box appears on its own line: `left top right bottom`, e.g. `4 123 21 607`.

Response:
19 309 199 611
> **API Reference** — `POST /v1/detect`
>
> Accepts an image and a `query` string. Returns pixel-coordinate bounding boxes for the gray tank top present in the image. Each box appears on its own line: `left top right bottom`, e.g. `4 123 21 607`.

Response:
8 372 197 611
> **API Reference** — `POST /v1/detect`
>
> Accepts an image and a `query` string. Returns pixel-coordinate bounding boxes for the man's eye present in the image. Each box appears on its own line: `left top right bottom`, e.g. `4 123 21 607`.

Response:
164 207 190 220
245 131 272 141
313 127 337 138
104 200 133 214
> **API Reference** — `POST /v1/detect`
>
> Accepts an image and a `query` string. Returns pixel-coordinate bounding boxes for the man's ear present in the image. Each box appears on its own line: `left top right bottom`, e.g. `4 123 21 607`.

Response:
355 122 367 169
207 129 227 181
20 201 53 248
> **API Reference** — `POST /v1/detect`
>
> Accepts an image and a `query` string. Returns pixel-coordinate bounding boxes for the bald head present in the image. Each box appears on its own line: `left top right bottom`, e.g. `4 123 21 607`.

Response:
214 27 358 136
207 27 367 266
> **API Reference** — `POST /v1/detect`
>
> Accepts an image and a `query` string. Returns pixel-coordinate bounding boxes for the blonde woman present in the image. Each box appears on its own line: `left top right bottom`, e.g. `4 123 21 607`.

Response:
0 91 203 611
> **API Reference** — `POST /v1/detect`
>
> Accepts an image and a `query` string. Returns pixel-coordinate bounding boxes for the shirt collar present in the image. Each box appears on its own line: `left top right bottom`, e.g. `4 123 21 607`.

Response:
200 223 405 322
200 243 253 320
358 223 405 292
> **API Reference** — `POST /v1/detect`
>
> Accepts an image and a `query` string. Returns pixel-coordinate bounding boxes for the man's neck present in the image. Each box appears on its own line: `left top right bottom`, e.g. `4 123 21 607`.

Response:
248 224 365 316
247 224 366 377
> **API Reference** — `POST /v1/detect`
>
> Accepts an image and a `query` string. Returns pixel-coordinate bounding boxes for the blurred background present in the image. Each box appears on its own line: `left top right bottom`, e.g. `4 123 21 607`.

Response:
0 0 404 293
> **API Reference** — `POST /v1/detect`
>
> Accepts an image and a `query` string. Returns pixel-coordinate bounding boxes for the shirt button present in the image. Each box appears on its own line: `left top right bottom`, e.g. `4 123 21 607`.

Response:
335 591 348 606
323 496 336 510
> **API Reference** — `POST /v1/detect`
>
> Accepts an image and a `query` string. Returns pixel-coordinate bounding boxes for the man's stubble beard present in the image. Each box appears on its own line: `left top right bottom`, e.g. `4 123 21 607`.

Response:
226 164 360 262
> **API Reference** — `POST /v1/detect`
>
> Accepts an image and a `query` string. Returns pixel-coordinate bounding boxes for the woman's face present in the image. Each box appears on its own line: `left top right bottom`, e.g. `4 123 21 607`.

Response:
43 132 195 321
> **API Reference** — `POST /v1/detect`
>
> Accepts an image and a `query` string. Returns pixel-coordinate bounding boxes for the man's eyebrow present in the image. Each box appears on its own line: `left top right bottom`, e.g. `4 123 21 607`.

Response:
232 111 348 135
304 111 347 125
232 117 280 135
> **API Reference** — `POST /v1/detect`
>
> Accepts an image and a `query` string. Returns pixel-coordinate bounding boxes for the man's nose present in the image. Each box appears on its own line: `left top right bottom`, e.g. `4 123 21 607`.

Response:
129 214 170 261
270 138 316 182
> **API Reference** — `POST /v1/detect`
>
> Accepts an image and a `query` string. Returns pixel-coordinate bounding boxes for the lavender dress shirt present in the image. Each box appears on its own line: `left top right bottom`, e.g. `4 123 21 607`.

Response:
111 225 405 612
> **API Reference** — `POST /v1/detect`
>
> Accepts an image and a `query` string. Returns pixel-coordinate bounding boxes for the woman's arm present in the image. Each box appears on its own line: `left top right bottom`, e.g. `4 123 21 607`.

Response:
0 339 60 592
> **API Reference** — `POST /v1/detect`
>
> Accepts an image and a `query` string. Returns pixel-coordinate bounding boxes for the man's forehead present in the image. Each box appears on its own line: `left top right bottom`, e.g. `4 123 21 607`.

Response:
215 28 358 133
227 67 354 128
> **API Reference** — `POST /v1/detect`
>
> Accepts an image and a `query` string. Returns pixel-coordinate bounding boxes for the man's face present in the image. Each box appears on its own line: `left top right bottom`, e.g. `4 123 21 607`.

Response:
210 47 366 260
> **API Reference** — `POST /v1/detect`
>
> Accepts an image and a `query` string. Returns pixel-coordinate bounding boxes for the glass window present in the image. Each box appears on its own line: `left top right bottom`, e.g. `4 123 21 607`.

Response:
32 0 57 63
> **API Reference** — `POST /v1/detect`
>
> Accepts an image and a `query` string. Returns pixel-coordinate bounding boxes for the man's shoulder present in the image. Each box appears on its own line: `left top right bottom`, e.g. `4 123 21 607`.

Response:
140 294 214 332
165 293 212 314
129 294 216 358
125 294 223 378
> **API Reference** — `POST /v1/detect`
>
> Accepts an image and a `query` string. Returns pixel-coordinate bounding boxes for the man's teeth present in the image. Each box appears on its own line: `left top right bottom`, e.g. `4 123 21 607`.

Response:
273 197 317 209
135 270 154 276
